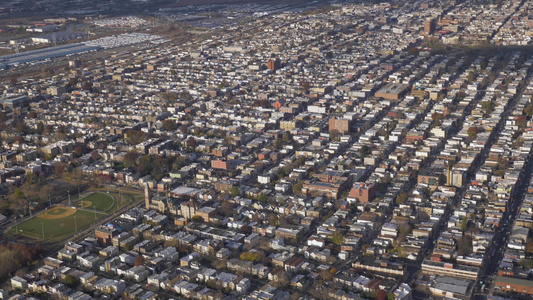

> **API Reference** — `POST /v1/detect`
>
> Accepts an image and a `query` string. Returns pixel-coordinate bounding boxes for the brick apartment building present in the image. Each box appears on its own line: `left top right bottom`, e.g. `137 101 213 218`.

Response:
494 276 533 295
94 226 119 246
212 159 233 170
329 117 350 134
348 182 377 203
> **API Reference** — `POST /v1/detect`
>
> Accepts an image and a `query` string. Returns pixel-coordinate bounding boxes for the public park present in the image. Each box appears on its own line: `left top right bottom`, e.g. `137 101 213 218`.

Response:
4 190 134 243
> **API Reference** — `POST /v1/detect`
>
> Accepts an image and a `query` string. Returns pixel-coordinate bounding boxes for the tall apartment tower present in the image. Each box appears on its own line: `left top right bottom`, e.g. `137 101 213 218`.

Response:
267 59 280 71
424 19 436 34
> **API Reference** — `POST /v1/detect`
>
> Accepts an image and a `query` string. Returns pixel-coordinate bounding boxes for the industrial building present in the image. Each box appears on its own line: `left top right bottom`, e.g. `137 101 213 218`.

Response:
0 43 99 68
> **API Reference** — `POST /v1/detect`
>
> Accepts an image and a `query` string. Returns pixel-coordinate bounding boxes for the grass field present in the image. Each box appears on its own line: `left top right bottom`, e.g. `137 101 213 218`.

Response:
76 192 115 211
8 208 106 242
5 189 139 243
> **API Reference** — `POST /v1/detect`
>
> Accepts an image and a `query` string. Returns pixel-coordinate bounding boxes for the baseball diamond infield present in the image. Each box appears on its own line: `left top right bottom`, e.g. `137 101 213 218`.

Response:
38 206 77 220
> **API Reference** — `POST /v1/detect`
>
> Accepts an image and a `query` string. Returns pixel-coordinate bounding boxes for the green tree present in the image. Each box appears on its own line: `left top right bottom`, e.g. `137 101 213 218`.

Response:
192 215 204 223
467 71 476 82
481 101 493 111
359 145 371 157
329 129 341 141
457 236 472 256
55 162 66 177
220 201 233 216
431 112 444 124
137 155 153 176
519 258 533 269
163 119 177 131
230 186 240 197
257 193 268 203
62 275 80 289
16 122 26 134
320 268 334 281
91 149 102 161
397 223 411 245
467 126 479 138
14 188 24 198
240 251 264 263
275 138 283 149
36 121 45 135
123 150 138 169
396 192 408 204
461 216 467 232
525 106 533 118
150 156 166 180
418 210 430 221
172 156 187 171
73 145 84 157
292 181 304 194
125 130 146 145
25 172 35 185
331 230 344 245
516 116 527 129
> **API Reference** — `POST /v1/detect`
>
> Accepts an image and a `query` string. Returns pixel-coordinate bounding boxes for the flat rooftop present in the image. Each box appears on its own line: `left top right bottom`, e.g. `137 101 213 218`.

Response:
376 83 411 95
0 43 100 67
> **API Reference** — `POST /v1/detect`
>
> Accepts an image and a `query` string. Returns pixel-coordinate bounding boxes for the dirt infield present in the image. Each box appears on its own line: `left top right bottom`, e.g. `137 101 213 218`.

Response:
38 206 77 220
77 200 93 208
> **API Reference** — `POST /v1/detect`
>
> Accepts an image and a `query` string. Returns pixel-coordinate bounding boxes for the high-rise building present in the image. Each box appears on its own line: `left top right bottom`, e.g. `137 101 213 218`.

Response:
267 59 280 71
425 19 436 34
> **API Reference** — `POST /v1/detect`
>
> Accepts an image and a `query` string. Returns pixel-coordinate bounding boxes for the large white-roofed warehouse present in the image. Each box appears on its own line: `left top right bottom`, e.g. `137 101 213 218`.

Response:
0 43 100 68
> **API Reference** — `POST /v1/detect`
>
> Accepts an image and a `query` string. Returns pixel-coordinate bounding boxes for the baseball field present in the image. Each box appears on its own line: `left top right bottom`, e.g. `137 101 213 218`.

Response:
75 192 116 211
12 208 106 241
6 191 126 242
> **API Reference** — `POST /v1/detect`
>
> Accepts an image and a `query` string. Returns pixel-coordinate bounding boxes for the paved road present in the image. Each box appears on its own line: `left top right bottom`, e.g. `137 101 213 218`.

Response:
472 63 533 296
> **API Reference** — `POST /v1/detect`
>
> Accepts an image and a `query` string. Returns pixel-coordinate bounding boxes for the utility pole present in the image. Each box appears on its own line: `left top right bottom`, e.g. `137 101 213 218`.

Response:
68 190 71 206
